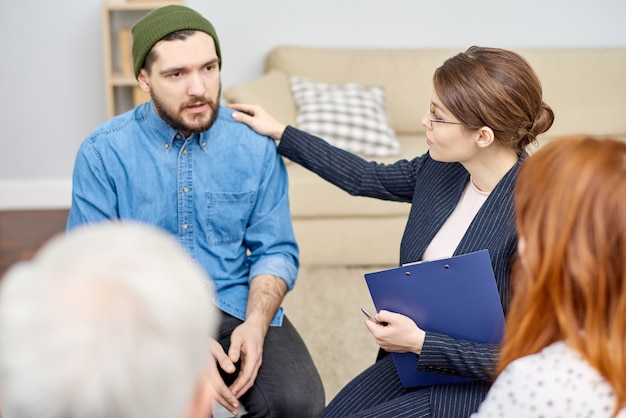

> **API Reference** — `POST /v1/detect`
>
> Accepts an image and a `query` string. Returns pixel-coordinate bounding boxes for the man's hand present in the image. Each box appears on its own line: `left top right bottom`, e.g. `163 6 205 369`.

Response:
205 338 240 416
364 310 426 355
225 274 287 398
227 319 266 398
229 103 287 141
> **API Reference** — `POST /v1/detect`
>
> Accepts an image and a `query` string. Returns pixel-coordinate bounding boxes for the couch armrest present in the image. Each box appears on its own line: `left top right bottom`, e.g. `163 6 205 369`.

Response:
223 70 297 127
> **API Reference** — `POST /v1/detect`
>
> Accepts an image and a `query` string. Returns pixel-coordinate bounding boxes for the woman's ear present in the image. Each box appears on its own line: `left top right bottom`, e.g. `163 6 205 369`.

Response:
475 126 495 149
517 236 529 269
518 237 526 258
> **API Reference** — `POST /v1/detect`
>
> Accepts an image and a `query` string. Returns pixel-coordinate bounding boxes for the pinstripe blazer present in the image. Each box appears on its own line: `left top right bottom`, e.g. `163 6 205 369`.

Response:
279 126 522 416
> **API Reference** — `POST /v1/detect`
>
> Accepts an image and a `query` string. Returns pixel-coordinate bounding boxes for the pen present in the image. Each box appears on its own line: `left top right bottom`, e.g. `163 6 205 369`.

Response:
361 307 388 326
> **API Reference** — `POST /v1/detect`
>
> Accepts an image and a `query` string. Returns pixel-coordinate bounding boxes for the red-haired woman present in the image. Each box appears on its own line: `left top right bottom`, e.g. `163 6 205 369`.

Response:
473 136 626 417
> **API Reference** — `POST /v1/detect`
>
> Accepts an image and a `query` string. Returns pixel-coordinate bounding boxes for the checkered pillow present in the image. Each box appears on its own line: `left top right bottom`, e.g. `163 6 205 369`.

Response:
290 77 401 157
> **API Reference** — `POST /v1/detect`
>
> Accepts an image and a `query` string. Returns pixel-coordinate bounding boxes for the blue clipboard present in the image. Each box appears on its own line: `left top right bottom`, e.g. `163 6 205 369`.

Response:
364 249 505 388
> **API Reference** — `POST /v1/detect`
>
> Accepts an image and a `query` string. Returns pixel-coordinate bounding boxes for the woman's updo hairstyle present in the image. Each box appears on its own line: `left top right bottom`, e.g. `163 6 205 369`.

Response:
433 46 555 155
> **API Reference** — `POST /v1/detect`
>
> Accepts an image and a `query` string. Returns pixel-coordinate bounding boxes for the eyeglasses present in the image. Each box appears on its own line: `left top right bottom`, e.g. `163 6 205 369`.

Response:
428 101 463 129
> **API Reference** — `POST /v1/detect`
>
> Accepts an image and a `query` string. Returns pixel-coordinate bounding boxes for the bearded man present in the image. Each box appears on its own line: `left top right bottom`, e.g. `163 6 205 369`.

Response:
67 6 324 417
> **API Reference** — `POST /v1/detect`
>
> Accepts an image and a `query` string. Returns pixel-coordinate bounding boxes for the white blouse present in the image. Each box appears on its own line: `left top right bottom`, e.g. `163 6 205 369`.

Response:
422 179 489 261
472 341 626 417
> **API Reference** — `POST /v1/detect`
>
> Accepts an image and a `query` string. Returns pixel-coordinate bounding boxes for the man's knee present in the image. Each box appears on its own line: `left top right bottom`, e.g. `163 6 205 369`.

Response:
269 382 325 418
243 373 325 418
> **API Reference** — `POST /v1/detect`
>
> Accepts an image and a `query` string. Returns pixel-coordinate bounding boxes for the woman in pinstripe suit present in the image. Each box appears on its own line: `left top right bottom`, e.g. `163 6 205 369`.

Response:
230 46 554 417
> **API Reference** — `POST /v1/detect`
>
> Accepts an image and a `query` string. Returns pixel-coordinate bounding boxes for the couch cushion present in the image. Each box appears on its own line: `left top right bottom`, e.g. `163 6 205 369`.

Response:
266 46 460 134
222 70 297 127
517 49 626 139
290 76 401 157
288 133 428 218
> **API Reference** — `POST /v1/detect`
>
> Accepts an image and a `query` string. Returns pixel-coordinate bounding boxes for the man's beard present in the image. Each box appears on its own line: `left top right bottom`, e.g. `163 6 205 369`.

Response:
151 85 221 137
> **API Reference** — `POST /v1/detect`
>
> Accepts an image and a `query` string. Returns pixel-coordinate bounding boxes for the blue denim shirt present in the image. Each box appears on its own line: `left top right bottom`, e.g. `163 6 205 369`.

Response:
67 102 299 326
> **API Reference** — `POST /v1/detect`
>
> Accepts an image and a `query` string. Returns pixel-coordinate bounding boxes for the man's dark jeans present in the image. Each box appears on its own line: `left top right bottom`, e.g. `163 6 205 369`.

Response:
217 311 325 417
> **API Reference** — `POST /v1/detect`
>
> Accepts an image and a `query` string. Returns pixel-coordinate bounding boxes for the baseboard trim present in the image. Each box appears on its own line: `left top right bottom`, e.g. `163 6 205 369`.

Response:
0 179 72 210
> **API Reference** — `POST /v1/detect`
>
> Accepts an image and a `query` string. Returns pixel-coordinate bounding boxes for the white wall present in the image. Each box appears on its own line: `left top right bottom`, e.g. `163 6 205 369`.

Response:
1 0 625 209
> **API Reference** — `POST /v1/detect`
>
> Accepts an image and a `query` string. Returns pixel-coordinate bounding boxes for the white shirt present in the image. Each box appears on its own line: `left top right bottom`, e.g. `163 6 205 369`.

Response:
472 341 626 418
422 179 489 261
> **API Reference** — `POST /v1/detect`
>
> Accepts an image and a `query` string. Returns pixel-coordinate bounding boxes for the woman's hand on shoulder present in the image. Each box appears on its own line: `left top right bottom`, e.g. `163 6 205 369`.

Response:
228 103 287 142
364 310 426 355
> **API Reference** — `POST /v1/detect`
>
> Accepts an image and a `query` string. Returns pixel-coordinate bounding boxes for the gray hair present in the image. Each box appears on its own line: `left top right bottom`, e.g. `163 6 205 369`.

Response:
0 221 217 418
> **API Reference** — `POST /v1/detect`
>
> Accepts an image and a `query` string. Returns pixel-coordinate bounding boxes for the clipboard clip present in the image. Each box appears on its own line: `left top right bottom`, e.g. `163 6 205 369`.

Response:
405 264 450 276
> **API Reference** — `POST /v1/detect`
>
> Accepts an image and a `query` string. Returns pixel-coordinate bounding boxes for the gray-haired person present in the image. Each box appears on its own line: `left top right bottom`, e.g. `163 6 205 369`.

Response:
0 222 218 418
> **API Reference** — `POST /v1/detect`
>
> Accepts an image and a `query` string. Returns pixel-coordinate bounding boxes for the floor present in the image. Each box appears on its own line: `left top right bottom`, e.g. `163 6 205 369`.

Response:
0 209 69 278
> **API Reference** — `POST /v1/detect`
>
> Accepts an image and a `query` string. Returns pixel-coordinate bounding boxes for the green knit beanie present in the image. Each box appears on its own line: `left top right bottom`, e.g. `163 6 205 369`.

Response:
131 5 221 78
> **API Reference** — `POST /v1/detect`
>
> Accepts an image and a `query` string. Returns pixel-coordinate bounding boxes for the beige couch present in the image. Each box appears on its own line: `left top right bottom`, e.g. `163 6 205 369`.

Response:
224 46 626 266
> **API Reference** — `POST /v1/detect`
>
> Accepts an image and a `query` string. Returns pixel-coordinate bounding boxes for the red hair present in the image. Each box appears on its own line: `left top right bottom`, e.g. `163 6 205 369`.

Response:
500 135 626 416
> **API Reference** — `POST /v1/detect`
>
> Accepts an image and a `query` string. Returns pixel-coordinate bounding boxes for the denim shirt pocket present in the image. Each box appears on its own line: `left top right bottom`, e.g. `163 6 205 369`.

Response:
206 191 255 246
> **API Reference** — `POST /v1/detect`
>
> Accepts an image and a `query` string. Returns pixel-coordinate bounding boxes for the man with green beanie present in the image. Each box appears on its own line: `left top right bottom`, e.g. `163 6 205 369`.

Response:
67 5 325 417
